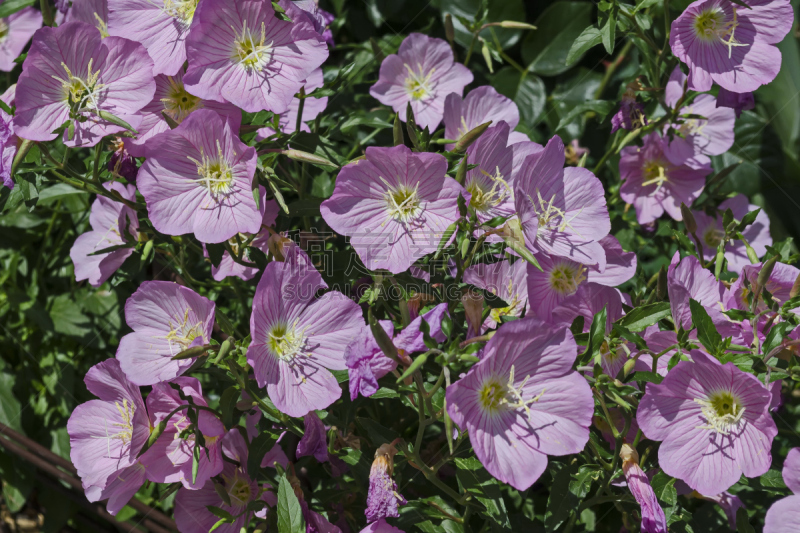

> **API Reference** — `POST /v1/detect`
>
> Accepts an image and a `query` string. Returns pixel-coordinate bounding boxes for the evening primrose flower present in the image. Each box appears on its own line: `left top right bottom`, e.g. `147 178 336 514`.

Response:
637 356 777 495
370 32 473 131
0 108 15 189
717 87 754 117
66 0 107 36
255 68 328 140
366 442 406 523
619 133 711 225
70 182 138 287
126 66 242 157
320 145 465 274
463 259 528 332
443 86 528 147
184 0 328 114
361 520 404 533
0 5 41 71
67 359 150 515
247 246 365 417
13 21 155 147
692 194 771 273
670 0 793 93
764 447 800 532
463 121 516 223
107 0 200 75
115 280 215 386
446 318 593 490
611 83 647 133
514 135 611 270
137 109 260 243
144 377 225 490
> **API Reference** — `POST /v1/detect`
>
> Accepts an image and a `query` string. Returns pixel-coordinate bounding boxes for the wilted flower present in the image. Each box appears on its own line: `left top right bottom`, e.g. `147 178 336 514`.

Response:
247 246 365 417
564 139 589 166
70 182 138 287
370 32 473 131
107 138 138 181
447 318 593 490
0 6 41 72
67 359 150 515
620 444 667 533
443 85 528 147
663 66 735 164
184 0 328 113
0 108 16 189
14 21 155 147
321 144 465 274
137 109 260 243
297 411 329 463
764 447 800 532
514 135 611 270
116 280 215 385
717 87 754 118
255 68 328 140
670 0 793 93
464 259 528 332
366 442 406 523
126 66 242 157
692 194 771 273
611 82 647 133
144 377 225 489
293 0 336 48
638 356 777 495
619 133 711 224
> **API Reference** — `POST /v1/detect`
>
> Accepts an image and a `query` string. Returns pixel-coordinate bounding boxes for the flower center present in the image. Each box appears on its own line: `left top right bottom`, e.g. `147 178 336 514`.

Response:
188 140 234 198
162 77 201 123
549 262 586 295
704 226 725 248
224 472 253 506
527 189 580 238
161 308 205 356
267 322 306 361
233 21 273 73
478 366 545 419
93 12 109 37
600 341 625 366
0 20 8 41
108 399 135 447
381 177 423 225
695 390 746 435
404 63 435 101
56 59 105 113
467 167 512 213
693 7 746 58
641 159 669 193
162 0 198 27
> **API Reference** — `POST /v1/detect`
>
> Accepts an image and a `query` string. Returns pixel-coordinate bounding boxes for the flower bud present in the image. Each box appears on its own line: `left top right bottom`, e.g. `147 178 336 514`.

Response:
454 121 492 153
444 14 455 44
757 255 779 290
791 273 800 299
499 20 537 29
461 289 484 338
680 203 697 234
281 149 337 167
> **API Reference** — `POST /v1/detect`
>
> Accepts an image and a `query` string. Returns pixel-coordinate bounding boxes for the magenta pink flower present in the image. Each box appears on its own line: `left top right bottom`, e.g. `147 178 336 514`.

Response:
514 135 611 270
247 247 364 417
638 356 777 495
361 520 404 533
321 145 465 274
619 133 711 224
717 87 754 117
107 0 198 76
116 280 215 386
256 68 328 140
611 87 647 133
137 109 260 243
765 448 800 532
0 6 41 71
370 33 473 131
13 21 155 147
464 259 528 331
670 0 793 93
184 0 328 114
126 66 242 157
67 359 150 514
0 108 15 189
143 377 225 490
693 194 771 273
70 182 138 287
446 318 593 490
444 86 528 147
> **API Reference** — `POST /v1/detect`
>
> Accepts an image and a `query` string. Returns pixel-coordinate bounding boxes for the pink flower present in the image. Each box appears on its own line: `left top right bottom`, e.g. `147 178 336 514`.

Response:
255 68 328 140
370 33 473 132
361 520 404 533
137 109 260 243
670 0 793 93
443 86 528 147
184 0 328 114
320 144 465 274
463 259 528 331
446 318 593 490
116 280 215 386
70 182 138 287
13 21 155 147
247 247 365 417
765 448 800 532
66 0 107 34
0 6 41 71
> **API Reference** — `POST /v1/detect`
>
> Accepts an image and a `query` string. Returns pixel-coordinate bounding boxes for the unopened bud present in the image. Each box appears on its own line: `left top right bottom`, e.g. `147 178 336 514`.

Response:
656 265 667 300
680 203 697 234
623 357 637 377
281 149 336 167
369 308 399 363
267 233 292 261
454 121 492 153
499 20 537 29
791 274 800 299
444 14 455 44
461 289 485 337
171 344 208 360
481 40 493 73
757 255 779 290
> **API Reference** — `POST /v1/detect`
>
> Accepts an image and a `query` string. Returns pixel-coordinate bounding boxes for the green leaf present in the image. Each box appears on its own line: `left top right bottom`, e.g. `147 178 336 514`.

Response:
219 386 239 429
617 302 671 332
584 306 607 359
634 371 664 384
454 457 511 530
689 299 722 355
277 475 305 533
440 0 526 50
764 321 794 355
521 2 594 76
566 26 602 66
248 432 280 478
544 461 579 532
48 294 91 338
601 11 616 54
0 0 35 19
735 507 755 533
0 372 23 432
650 472 677 506
555 100 614 132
